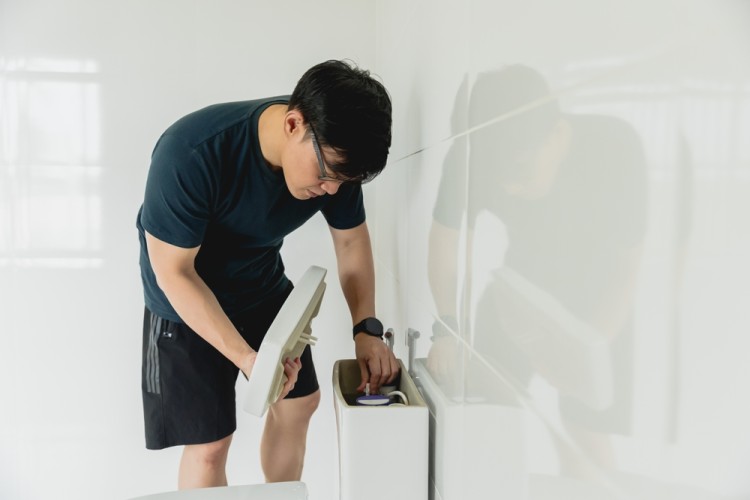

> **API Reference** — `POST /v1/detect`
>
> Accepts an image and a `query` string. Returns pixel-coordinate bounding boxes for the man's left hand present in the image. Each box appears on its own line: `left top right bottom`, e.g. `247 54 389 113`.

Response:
354 334 400 394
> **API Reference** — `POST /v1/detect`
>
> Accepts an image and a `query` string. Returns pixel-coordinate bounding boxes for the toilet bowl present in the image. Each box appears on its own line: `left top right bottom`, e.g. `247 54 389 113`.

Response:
129 482 308 499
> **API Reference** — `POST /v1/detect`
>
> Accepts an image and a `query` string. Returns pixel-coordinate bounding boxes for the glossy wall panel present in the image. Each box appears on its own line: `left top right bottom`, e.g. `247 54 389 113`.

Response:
373 0 750 498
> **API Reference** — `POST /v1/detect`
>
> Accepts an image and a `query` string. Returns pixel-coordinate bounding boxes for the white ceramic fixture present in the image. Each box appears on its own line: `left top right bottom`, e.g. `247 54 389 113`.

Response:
333 358 429 500
244 265 327 417
128 482 308 500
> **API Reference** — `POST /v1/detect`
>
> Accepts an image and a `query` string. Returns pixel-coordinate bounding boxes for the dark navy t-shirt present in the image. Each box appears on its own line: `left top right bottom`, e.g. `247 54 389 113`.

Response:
434 114 647 318
137 96 365 323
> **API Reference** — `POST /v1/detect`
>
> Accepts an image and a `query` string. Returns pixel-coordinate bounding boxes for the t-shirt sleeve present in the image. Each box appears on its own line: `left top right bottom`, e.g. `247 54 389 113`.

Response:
321 182 366 230
140 134 216 248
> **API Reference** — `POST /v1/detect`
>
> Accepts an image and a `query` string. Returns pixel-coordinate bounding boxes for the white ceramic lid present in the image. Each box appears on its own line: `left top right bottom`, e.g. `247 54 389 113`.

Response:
243 265 327 417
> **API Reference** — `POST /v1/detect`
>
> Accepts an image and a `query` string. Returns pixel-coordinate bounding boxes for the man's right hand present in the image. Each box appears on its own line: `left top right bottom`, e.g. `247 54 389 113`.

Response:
276 357 303 401
241 351 302 402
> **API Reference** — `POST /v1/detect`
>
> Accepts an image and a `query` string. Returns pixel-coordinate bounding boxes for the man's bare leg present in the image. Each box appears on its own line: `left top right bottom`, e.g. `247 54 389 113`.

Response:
178 434 233 489
261 390 321 482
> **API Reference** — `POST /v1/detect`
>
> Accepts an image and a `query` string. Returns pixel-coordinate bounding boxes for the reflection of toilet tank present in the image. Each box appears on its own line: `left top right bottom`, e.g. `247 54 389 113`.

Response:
244 266 327 418
411 358 527 500
488 266 614 410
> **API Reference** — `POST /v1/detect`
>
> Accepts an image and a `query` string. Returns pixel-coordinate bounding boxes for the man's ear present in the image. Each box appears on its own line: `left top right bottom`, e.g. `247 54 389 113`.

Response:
284 109 306 138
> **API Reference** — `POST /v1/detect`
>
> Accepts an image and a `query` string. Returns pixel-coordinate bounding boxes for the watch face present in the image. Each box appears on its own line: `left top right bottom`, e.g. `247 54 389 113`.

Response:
353 317 384 339
363 318 383 336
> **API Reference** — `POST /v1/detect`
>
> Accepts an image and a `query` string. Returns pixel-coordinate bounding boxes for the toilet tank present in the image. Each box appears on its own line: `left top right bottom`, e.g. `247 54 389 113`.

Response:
411 357 528 500
333 359 429 500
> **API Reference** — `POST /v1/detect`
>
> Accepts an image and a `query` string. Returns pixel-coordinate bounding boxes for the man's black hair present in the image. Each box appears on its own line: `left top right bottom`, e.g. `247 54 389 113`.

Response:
288 60 392 183
467 65 561 181
469 65 560 154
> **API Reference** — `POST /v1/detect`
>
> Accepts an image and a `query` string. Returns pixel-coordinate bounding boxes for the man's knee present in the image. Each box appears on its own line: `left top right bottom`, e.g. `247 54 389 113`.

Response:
184 434 233 468
271 390 320 424
292 390 321 419
305 390 321 416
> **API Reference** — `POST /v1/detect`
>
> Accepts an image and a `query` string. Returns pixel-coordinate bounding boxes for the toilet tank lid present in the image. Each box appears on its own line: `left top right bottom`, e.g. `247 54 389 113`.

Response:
243 265 327 417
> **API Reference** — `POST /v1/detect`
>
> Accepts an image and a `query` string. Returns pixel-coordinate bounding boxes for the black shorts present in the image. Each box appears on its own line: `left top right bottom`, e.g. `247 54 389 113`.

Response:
141 283 319 450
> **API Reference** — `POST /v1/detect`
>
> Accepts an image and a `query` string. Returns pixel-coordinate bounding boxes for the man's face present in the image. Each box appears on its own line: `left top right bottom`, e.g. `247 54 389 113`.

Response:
499 146 561 200
499 119 571 200
281 118 346 200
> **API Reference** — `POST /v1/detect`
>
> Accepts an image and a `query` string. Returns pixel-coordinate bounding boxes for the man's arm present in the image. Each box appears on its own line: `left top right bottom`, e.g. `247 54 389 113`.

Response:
588 245 643 340
428 220 462 325
425 220 466 377
145 231 299 392
329 222 399 393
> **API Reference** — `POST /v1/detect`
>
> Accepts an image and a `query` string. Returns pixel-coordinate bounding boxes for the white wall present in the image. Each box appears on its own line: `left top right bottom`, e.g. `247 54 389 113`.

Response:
371 0 750 498
0 1 374 499
4 1 750 499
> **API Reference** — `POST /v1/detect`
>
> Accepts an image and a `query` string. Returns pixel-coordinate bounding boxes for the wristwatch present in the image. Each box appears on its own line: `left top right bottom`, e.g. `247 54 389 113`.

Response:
352 317 384 340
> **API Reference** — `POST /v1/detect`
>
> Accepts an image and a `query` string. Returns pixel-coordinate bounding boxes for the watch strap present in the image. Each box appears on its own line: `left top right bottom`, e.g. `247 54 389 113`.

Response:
352 317 384 340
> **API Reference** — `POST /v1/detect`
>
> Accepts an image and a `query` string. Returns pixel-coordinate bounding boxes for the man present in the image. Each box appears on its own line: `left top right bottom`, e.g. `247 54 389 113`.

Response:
136 60 399 488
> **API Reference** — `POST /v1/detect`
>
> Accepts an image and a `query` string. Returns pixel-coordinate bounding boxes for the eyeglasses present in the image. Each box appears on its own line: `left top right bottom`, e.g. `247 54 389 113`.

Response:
309 126 352 184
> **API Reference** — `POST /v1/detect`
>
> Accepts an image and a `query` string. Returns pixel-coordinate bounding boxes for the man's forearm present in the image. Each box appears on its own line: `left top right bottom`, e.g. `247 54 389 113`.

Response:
157 270 254 369
331 223 377 324
340 271 375 324
338 245 376 323
428 221 460 318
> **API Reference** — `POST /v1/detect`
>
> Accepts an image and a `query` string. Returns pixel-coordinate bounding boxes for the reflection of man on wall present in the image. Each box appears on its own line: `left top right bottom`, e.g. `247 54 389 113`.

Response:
429 65 647 475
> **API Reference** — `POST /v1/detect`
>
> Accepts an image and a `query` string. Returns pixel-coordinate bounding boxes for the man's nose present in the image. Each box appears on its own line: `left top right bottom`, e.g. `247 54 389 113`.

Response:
321 181 341 195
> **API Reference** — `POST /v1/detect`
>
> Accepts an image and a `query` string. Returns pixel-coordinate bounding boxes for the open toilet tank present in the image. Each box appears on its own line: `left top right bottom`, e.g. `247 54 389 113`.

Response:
332 359 429 500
